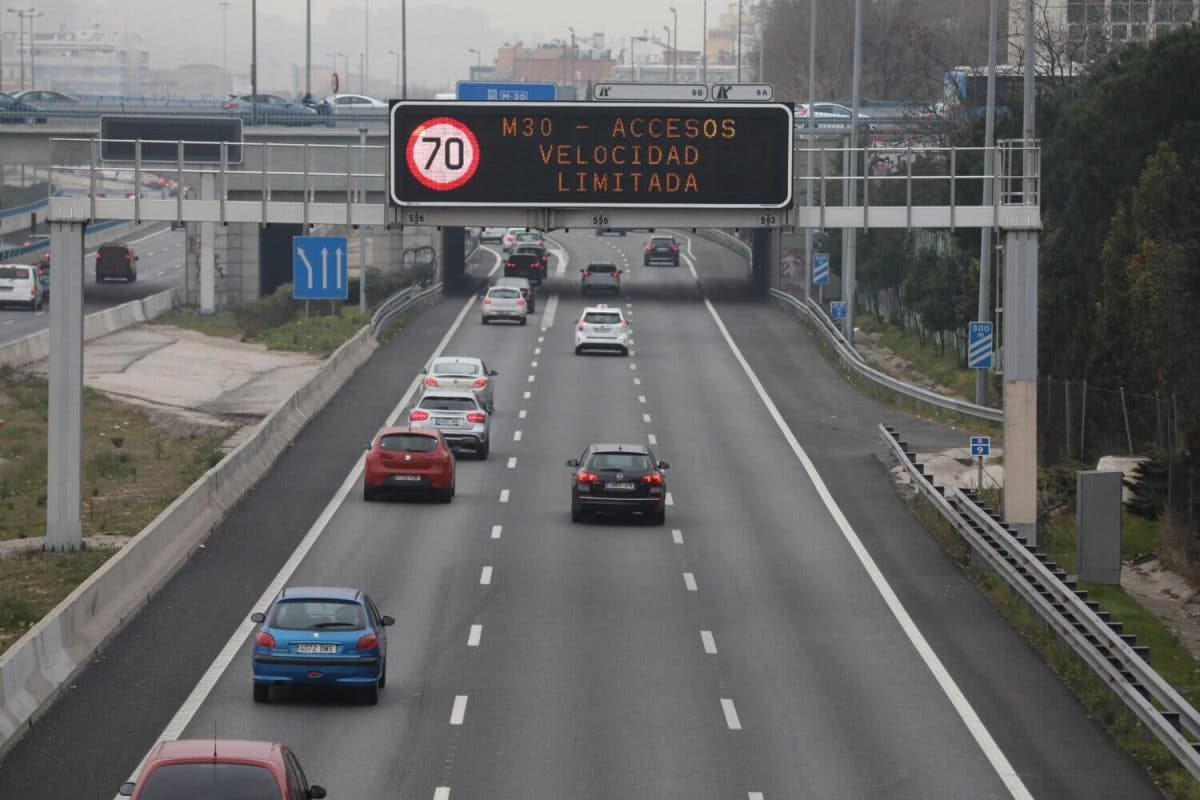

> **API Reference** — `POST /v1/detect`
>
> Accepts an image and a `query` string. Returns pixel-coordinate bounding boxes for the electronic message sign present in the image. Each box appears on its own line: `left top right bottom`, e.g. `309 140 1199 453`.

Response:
101 115 243 164
389 102 793 208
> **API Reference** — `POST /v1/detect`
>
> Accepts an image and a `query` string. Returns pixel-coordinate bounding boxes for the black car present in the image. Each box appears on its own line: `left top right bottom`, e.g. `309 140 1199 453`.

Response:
0 92 41 124
512 244 548 281
643 235 680 266
504 252 542 283
566 443 669 525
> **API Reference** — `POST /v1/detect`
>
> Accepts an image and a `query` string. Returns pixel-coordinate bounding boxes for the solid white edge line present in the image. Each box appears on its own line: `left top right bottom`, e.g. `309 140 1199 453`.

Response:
647 434 658 445
721 698 743 730
480 566 493 585
450 694 469 725
490 524 503 539
468 624 482 647
701 630 718 654
671 528 683 544
118 288 485 790
701 296 1032 799
683 572 697 591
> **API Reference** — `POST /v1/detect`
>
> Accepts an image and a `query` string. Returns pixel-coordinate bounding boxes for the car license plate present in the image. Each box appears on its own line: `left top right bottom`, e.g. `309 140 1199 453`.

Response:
390 474 421 482
296 643 337 654
605 482 635 491
435 417 460 426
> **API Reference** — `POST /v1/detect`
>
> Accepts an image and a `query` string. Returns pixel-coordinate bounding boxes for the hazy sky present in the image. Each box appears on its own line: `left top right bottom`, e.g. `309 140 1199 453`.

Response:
25 0 722 92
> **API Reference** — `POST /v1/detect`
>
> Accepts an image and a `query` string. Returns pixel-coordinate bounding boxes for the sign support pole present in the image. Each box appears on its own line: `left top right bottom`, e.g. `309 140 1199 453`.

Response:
200 172 216 314
45 221 85 552
359 127 368 315
1003 229 1038 545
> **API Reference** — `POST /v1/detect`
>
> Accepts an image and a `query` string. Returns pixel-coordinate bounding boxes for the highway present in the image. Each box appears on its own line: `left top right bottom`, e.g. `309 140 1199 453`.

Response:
0 226 184 346
0 232 1156 798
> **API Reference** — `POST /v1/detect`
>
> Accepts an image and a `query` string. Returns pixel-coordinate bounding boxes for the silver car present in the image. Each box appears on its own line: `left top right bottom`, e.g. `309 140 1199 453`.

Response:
408 389 492 459
481 285 528 325
581 262 621 295
493 276 535 312
0 264 44 310
420 356 497 411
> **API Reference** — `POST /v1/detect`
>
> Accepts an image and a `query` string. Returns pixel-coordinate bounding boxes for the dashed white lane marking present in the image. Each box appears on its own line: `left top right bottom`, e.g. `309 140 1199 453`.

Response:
538 335 544 343
531 360 538 368
1 320 12 326
480 566 493 585
633 377 641 385
119 280 486 791
642 413 652 423
513 430 523 442
491 524 503 539
434 787 451 800
638 395 646 404
702 296 1032 798
468 625 482 647
523 390 532 399
629 349 636 357
155 270 166 276
33 311 44 317
701 630 718 654
499 489 510 503
450 695 469 725
629 363 637 371
671 528 683 544
648 434 658 445
683 572 697 591
506 457 517 469
749 792 764 799
541 294 559 331
721 698 743 730
527 374 536 382
665 492 674 506
534 347 541 355
518 409 527 419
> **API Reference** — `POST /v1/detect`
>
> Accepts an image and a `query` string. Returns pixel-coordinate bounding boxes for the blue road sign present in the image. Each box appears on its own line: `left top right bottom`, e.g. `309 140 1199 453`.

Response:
968 320 994 369
292 236 348 300
970 436 991 457
830 301 847 320
455 81 558 101
813 252 830 285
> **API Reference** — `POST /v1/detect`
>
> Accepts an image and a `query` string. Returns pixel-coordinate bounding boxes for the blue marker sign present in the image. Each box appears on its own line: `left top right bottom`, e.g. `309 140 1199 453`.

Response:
455 81 558 102
830 301 847 320
813 252 830 285
292 236 348 300
970 436 991 457
968 321 993 369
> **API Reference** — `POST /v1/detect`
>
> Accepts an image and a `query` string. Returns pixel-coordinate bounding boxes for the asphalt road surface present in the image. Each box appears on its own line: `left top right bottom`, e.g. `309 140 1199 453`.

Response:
0 225 184 346
0 231 1157 799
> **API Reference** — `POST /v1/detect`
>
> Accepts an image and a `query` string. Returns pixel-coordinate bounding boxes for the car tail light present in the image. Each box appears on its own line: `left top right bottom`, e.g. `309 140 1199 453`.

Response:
644 245 652 251
472 377 488 388
255 631 276 648
582 272 590 278
223 101 236 109
516 298 525 306
30 287 37 296
125 253 132 262
356 634 379 650
424 377 438 387
483 297 492 305
577 471 598 483
578 322 586 331
671 245 679 251
410 409 430 421
641 473 664 485
466 411 487 423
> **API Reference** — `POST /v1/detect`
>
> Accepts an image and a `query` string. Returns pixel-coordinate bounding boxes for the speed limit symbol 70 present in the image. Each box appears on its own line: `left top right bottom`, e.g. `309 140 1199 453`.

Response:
405 116 481 191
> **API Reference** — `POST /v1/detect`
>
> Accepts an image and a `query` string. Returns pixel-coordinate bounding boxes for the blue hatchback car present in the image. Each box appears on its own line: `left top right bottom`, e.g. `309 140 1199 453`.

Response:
250 586 393 705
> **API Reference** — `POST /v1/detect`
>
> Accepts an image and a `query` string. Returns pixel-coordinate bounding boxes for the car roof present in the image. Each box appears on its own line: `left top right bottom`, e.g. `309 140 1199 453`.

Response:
494 277 530 286
146 739 284 764
376 426 439 438
589 443 650 455
581 305 624 314
431 355 483 365
278 586 363 602
417 388 477 398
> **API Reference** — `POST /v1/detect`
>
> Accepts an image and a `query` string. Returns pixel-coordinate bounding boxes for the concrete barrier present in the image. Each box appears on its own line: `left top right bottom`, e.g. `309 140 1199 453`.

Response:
0 288 181 369
0 323 381 756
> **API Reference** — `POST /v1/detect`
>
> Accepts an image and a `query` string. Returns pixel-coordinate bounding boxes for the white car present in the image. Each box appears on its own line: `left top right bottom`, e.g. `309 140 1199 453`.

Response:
0 264 44 310
481 285 528 325
575 305 630 356
324 93 388 110
479 227 507 243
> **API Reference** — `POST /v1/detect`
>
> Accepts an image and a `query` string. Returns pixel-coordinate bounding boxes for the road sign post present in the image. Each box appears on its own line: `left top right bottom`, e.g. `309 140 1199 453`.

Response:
293 235 349 300
968 320 994 369
971 436 991 489
813 252 830 285
830 301 847 321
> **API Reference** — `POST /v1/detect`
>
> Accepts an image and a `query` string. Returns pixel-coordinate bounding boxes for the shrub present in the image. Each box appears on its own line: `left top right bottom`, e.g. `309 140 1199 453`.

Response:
232 283 297 338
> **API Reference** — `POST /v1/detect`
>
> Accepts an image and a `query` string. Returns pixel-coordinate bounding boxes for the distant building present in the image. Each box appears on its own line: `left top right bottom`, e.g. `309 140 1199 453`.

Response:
494 38 616 91
1009 0 1199 64
13 26 152 96
151 64 232 99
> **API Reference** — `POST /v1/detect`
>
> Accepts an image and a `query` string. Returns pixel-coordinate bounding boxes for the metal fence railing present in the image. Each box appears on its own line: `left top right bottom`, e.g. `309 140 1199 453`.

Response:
369 282 443 337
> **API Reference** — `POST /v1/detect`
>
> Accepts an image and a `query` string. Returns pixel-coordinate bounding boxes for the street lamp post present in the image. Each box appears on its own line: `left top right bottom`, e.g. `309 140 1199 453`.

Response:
6 7 41 91
217 1 230 76
388 49 400 96
669 6 677 82
568 26 575 95
5 8 25 91
27 7 38 86
468 47 481 79
701 0 707 84
662 26 670 82
736 0 742 82
401 0 407 99
305 0 311 99
251 0 257 125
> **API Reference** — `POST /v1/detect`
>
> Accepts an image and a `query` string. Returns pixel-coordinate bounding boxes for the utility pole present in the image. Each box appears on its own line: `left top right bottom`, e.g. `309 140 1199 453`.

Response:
803 0 816 304
363 0 369 95
250 0 257 125
26 7 39 87
669 6 677 83
736 0 742 82
976 0 998 406
358 126 368 316
843 0 862 341
305 0 312 99
217 1 230 76
662 26 671 81
401 0 407 99
701 0 707 84
568 27 576 95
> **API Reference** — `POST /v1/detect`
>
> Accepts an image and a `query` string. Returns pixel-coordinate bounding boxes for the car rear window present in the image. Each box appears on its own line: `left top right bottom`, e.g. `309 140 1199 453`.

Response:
0 266 30 280
650 237 675 245
489 288 520 299
381 434 438 452
587 263 616 273
507 254 537 265
589 453 653 472
432 362 479 376
419 396 479 411
269 599 365 630
137 762 281 799
583 312 622 324
515 232 540 241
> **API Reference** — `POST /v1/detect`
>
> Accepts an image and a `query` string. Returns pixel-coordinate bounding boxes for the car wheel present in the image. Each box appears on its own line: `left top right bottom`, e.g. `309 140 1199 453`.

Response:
481 316 489 325
253 683 269 703
129 272 136 283
440 487 453 503
477 440 489 460
362 684 379 705
378 662 387 689
363 485 376 502
571 505 584 523
519 316 527 326
620 346 629 357
651 509 666 526
574 345 583 355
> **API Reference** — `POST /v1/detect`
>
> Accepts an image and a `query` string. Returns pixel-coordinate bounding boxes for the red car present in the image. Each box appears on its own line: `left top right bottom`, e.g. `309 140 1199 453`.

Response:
118 739 326 799
363 426 456 502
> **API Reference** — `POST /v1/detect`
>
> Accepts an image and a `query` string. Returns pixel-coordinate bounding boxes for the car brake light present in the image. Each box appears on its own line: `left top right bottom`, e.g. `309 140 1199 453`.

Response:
466 411 487 423
671 245 679 251
516 298 525 306
582 272 590 277
641 473 664 485
125 253 132 262
256 631 276 648
472 377 488 388
424 377 438 387
577 471 598 483
356 634 379 650
410 409 430 421
644 245 652 251
483 297 492 304
578 322 586 331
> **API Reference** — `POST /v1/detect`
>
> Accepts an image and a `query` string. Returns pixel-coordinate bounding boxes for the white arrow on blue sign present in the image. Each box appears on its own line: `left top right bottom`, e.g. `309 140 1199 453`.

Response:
813 252 830 285
830 301 847 320
970 436 991 457
968 321 993 369
293 236 348 300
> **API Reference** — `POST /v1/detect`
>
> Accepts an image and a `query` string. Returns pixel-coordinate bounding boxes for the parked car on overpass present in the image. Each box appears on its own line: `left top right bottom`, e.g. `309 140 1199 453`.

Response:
223 94 319 125
324 93 388 110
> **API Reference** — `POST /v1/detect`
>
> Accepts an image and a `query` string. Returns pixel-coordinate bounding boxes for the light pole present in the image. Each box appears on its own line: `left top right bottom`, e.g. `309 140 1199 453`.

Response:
701 0 707 84
5 8 25 91
630 35 647 82
304 0 311 99
568 26 575 94
803 0 816 304
736 0 742 82
359 51 365 93
662 26 671 82
250 0 257 124
400 0 407 99
26 7 38 86
217 1 230 76
976 0 999 406
669 6 677 82
468 47 481 79
844 0 863 341
388 49 400 96
363 0 369 95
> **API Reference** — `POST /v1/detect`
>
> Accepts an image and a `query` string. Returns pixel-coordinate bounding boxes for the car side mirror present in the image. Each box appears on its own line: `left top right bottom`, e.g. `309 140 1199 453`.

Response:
418 368 427 374
657 461 670 470
381 615 395 626
488 369 498 376
250 612 265 623
565 458 579 467
364 442 373 450
118 783 135 797
309 787 327 799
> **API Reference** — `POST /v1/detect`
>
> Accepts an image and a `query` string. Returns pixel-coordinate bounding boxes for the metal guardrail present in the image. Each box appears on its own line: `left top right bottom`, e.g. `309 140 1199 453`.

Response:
770 288 1001 422
369 282 443 337
879 423 1200 778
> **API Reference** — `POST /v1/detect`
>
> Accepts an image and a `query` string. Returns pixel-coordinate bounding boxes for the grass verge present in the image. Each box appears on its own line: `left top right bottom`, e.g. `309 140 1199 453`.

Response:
856 315 983 402
152 308 241 339
0 550 115 654
153 306 368 358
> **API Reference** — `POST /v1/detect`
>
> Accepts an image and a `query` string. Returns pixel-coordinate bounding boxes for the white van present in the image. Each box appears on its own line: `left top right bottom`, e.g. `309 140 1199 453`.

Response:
0 264 44 310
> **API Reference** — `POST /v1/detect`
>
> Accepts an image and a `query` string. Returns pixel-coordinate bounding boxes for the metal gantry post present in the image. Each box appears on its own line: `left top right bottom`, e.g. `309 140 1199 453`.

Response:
802 0 816 303
1003 229 1039 546
359 127 368 316
843 0 862 342
976 0 999 406
200 171 216 314
45 220 85 552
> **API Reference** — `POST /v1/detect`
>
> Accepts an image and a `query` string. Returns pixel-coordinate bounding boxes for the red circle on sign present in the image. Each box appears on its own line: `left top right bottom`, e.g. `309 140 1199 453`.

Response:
405 116 481 191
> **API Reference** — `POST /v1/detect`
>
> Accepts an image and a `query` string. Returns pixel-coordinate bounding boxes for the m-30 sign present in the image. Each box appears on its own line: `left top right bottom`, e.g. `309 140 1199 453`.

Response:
389 101 793 208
